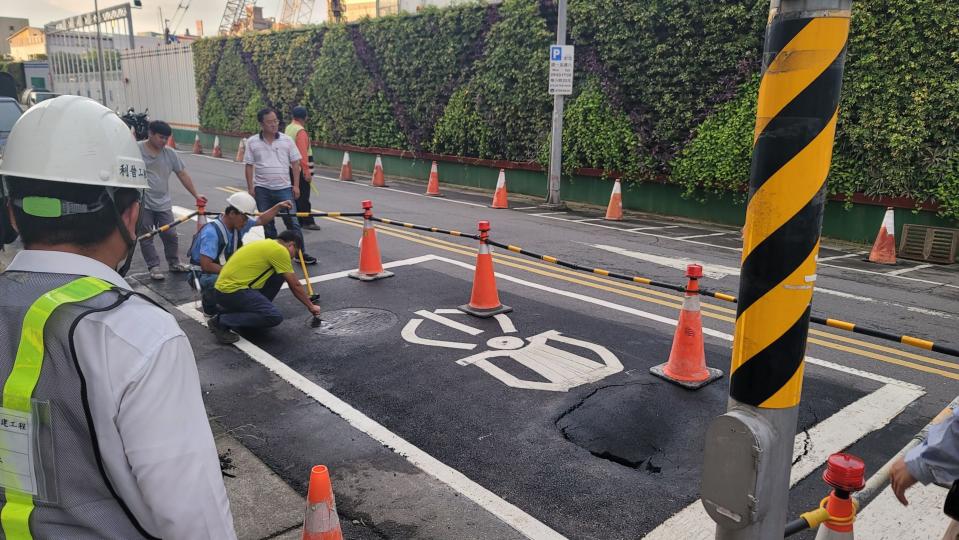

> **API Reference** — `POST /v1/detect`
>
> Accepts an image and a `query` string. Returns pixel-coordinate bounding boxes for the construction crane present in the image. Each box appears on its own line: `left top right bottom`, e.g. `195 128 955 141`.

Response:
218 0 257 35
167 1 191 35
277 0 315 28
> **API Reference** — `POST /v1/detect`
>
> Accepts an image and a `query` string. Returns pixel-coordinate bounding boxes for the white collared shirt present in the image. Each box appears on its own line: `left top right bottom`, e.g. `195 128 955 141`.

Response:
244 132 301 190
4 250 236 539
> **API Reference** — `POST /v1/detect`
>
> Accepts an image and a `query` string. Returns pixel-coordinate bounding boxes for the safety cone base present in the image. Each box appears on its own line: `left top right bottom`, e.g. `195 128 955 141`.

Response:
425 192 445 197
649 364 723 390
458 303 512 319
348 269 395 282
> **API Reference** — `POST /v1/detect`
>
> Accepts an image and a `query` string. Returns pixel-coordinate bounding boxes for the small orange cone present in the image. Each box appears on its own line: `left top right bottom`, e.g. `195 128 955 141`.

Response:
371 155 387 187
301 465 343 540
212 136 223 158
605 178 623 221
339 152 353 181
425 161 443 197
459 221 512 318
192 134 203 155
235 138 245 162
814 453 865 539
650 264 722 389
868 207 897 265
491 169 508 209
348 200 394 281
166 132 177 149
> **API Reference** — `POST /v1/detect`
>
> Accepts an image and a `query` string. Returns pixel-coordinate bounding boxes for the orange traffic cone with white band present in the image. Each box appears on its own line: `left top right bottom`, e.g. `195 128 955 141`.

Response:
166 132 177 149
192 134 203 154
235 138 245 162
605 178 623 221
650 264 722 389
301 465 343 540
212 136 223 158
868 207 896 265
814 453 864 539
459 221 512 318
339 152 353 181
491 169 508 209
371 155 387 187
425 161 443 196
348 200 394 282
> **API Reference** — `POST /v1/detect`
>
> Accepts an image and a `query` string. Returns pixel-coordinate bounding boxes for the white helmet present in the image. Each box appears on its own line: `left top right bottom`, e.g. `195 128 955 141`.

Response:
225 191 257 214
0 95 147 190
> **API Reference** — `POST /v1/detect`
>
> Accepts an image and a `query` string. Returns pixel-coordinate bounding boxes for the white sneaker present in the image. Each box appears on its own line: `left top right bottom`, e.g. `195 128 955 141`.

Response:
149 267 165 280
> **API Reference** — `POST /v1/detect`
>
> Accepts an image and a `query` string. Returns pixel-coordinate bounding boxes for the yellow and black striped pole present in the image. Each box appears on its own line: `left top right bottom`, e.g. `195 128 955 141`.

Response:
703 2 852 539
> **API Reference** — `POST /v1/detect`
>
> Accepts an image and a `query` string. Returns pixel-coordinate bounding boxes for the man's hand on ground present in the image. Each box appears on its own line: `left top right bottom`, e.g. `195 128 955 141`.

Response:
890 456 918 505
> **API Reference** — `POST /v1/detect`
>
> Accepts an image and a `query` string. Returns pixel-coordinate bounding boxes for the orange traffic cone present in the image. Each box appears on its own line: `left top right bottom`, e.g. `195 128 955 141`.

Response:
605 178 623 221
192 134 203 155
166 132 177 149
348 200 394 281
459 221 512 318
650 264 723 389
212 136 222 158
339 152 353 181
868 207 896 265
301 465 343 540
425 161 443 197
814 453 864 539
235 138 245 162
491 169 508 209
371 155 387 187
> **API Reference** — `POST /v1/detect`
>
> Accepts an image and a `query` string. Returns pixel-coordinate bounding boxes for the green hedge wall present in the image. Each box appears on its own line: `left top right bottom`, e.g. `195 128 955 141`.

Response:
194 0 959 219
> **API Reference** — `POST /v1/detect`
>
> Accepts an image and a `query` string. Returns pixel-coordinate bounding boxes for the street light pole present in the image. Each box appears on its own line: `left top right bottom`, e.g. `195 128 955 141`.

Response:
93 0 108 106
544 0 567 209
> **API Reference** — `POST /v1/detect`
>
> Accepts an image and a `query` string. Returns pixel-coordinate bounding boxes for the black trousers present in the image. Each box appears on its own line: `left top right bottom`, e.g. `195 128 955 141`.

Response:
291 157 315 225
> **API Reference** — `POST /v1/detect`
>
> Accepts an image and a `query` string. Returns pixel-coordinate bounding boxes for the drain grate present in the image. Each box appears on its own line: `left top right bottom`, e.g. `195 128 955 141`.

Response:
311 308 398 336
899 225 959 263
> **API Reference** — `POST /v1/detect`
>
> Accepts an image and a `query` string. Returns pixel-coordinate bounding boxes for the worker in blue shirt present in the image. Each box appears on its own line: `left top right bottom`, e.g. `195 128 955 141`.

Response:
189 191 290 314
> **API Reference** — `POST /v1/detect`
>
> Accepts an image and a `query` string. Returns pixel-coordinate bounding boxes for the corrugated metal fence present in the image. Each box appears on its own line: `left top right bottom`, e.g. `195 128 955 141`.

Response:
119 43 198 130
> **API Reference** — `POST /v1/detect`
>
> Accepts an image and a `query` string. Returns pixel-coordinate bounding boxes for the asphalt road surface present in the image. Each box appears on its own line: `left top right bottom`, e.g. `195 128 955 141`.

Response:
129 150 959 539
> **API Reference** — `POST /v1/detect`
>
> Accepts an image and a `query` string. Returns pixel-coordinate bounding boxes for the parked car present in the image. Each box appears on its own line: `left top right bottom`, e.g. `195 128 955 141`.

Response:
20 88 61 108
0 97 24 158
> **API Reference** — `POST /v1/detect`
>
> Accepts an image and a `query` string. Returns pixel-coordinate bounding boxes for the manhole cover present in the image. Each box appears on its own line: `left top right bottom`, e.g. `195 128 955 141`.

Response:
311 308 398 336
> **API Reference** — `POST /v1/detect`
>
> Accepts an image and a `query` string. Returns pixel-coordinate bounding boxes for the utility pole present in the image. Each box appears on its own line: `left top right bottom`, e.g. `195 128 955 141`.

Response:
700 1 852 539
93 0 108 106
544 0 567 209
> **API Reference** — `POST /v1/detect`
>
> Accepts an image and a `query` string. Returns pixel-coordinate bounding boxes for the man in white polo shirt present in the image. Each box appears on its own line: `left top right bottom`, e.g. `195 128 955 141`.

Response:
244 107 316 265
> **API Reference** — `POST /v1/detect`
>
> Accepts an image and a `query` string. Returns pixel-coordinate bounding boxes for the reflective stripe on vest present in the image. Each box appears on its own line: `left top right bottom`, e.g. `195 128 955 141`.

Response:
284 123 312 157
1 276 113 540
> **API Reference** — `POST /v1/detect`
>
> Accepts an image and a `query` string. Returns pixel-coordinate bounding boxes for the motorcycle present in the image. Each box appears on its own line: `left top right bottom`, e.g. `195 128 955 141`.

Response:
120 107 150 141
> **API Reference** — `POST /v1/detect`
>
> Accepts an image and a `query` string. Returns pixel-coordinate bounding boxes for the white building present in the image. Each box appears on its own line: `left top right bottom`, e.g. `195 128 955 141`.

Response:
8 27 46 61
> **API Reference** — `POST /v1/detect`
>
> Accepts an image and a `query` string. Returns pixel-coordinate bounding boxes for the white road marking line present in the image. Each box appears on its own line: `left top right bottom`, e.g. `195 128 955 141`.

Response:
815 287 874 302
643 383 925 540
672 232 730 240
817 250 869 262
314 175 490 208
530 212 568 216
401 320 477 350
819 261 959 290
494 313 518 333
588 244 740 279
855 482 947 539
513 206 540 210
626 225 680 231
886 263 935 276
574 218 605 222
530 214 744 251
415 309 484 335
175 255 567 540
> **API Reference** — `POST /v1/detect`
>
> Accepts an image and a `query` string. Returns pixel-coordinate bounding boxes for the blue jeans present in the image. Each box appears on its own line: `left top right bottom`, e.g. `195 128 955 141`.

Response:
254 186 300 239
215 274 285 329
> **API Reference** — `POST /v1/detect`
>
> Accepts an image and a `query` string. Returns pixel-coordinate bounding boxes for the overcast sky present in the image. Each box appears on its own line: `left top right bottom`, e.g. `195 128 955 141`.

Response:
2 1 329 36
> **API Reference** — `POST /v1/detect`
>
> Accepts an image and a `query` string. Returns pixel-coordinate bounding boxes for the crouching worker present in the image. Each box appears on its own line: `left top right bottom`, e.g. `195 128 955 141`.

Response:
208 229 321 344
189 191 291 315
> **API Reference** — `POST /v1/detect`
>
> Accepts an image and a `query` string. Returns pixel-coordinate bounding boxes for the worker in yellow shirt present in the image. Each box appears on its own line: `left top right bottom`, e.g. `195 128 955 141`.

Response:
208 230 320 344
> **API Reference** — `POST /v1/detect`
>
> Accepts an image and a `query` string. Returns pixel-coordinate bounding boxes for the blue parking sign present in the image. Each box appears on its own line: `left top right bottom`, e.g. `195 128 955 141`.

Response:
550 46 563 61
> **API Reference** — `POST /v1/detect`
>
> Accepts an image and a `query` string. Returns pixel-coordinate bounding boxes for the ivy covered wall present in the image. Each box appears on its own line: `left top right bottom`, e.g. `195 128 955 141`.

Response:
194 0 959 219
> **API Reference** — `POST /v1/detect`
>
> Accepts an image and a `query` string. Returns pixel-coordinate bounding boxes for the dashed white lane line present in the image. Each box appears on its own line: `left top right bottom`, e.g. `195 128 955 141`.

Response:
314 175 491 208
818 250 869 262
176 254 567 540
673 232 729 240
887 263 935 276
643 383 925 540
819 261 959 290
627 225 679 232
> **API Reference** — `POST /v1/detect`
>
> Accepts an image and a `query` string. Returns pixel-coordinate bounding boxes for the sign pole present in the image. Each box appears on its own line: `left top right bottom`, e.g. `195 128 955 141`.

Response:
544 0 568 209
